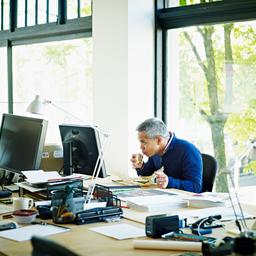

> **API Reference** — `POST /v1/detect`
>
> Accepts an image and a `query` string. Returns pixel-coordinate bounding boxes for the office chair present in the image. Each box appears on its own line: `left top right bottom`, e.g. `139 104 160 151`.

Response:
31 235 79 256
201 153 218 192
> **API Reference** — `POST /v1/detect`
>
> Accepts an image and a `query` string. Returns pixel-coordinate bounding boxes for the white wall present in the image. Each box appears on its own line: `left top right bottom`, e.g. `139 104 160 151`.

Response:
93 0 154 179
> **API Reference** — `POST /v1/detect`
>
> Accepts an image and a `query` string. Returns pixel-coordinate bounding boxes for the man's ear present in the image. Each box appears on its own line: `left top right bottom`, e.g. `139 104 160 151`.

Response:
155 135 163 145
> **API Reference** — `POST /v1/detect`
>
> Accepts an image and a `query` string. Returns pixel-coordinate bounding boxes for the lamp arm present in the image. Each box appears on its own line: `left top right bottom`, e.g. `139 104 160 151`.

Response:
85 134 109 204
46 100 86 124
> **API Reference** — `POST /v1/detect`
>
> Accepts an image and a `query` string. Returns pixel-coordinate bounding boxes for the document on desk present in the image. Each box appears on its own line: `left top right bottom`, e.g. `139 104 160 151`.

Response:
89 223 145 240
22 170 82 185
126 195 187 212
184 192 229 208
0 224 70 242
178 206 254 221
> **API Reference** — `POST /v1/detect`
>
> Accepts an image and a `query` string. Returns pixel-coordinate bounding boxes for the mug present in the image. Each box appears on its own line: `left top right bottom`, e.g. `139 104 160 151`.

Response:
13 197 33 211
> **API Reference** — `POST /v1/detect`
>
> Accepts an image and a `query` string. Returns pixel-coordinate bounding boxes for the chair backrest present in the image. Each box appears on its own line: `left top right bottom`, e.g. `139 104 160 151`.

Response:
201 153 218 192
31 235 79 256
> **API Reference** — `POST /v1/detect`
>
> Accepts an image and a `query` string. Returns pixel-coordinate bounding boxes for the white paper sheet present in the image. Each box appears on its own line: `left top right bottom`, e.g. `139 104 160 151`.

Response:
0 224 70 242
89 223 145 240
177 206 254 221
22 170 61 184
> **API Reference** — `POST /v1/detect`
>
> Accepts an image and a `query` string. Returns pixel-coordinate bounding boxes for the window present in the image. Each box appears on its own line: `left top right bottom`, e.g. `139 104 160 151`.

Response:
12 38 93 144
168 0 222 8
0 1 92 144
159 1 256 193
0 45 8 116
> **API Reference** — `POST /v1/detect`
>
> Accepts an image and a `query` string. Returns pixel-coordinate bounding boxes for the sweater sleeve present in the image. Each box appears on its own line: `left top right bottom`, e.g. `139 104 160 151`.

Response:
136 157 157 176
167 147 202 193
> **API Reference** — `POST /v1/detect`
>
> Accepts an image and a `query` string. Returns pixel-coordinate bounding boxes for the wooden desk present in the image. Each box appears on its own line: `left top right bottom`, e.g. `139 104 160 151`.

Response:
0 218 185 256
0 188 255 256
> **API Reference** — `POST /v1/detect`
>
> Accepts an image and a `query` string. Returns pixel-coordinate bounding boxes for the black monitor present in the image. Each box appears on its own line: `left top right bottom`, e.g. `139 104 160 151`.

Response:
59 124 107 178
0 114 48 175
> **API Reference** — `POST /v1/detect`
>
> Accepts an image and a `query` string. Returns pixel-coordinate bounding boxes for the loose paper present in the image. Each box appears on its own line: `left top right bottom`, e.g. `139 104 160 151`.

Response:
0 224 70 242
89 223 145 240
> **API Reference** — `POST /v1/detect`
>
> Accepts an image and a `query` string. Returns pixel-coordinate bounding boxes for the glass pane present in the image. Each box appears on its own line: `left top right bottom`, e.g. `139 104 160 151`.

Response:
67 0 91 19
17 1 25 27
167 20 256 193
0 46 8 116
12 38 93 144
49 0 58 23
3 0 9 30
168 0 222 7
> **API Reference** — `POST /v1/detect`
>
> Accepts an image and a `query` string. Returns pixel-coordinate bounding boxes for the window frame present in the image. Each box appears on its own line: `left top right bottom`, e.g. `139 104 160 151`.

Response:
0 0 92 113
156 0 256 121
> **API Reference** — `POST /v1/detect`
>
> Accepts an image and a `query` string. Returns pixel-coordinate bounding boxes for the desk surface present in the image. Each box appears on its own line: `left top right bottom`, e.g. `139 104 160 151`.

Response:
0 218 183 256
0 188 255 256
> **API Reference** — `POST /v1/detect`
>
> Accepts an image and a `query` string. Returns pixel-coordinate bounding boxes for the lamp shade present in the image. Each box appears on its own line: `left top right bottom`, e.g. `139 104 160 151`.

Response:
26 95 45 115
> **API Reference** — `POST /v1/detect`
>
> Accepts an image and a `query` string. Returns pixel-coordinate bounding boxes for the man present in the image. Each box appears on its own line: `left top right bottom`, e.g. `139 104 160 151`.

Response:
131 118 202 193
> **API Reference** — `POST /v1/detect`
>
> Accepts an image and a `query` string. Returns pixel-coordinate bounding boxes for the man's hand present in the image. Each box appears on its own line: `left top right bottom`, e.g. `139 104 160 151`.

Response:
131 154 143 169
154 169 168 189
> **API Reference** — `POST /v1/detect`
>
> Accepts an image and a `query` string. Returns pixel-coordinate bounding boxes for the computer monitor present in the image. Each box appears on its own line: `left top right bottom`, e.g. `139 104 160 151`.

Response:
0 113 48 175
59 124 107 178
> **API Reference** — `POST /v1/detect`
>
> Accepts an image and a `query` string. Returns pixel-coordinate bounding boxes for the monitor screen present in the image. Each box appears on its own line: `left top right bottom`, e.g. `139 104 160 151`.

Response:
0 114 48 174
59 124 107 178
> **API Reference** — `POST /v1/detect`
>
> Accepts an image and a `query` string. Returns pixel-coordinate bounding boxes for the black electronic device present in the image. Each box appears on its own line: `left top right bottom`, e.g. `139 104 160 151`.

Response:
202 236 233 256
59 124 107 177
0 222 17 231
0 190 12 198
0 114 47 177
191 228 212 235
145 214 179 238
191 215 222 229
74 206 123 225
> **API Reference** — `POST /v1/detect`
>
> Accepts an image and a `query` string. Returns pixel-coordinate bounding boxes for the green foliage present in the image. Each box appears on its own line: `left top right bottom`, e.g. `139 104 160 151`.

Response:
44 45 76 66
243 160 256 175
226 99 256 142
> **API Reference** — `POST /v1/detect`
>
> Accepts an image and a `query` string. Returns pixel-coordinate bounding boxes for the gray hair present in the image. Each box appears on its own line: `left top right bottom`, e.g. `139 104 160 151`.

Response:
136 118 169 139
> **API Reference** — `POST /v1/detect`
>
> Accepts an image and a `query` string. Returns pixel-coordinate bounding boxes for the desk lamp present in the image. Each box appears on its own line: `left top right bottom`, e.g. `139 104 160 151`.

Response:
26 94 85 123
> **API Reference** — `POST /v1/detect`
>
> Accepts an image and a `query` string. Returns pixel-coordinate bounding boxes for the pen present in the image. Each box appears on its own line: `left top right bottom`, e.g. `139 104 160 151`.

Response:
32 221 71 230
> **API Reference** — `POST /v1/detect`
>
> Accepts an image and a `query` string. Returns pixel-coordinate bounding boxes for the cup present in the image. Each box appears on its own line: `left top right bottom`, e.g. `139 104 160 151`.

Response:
13 197 33 211
135 154 143 165
51 188 76 224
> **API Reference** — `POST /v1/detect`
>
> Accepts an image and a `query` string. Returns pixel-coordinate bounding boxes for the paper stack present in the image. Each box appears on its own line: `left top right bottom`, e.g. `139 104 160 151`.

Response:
126 195 187 212
185 192 229 208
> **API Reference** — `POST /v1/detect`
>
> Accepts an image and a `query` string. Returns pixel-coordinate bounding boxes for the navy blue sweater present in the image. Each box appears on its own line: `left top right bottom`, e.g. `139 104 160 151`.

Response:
136 134 202 193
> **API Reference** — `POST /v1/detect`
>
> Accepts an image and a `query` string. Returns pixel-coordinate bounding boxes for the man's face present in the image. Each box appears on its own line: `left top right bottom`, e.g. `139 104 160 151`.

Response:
137 131 161 157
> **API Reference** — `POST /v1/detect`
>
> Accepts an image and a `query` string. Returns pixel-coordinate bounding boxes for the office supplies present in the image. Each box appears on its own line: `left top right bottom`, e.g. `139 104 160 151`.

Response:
146 214 179 238
90 223 145 240
161 232 216 243
3 184 19 192
191 228 212 235
51 186 76 224
0 224 70 242
74 206 123 225
0 191 12 198
126 194 187 212
133 239 202 251
0 222 17 231
191 215 222 229
93 184 122 207
0 198 13 204
22 170 83 186
19 179 83 200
